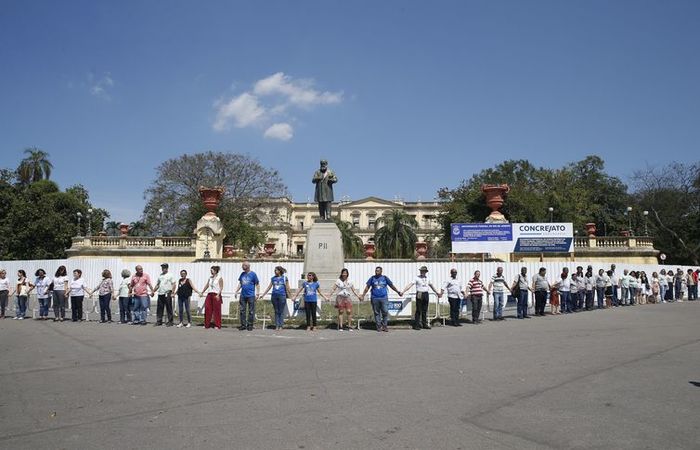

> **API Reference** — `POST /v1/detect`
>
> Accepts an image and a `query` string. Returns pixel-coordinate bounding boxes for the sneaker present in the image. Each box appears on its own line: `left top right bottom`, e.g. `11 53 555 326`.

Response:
238 326 247 331
13 317 18 320
382 326 389 332
165 322 173 327
247 326 254 331
18 317 24 320
176 323 183 328
185 323 191 328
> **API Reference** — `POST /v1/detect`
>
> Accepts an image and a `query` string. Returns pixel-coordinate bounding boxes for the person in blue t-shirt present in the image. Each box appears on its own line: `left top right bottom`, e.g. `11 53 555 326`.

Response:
259 266 292 330
234 262 260 331
359 266 403 332
292 272 328 331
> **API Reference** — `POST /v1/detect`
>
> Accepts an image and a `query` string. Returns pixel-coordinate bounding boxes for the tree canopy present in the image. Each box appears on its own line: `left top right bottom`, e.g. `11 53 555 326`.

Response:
141 151 287 249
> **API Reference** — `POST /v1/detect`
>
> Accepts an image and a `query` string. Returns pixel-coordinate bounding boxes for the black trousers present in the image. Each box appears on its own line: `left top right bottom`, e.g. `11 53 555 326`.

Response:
470 295 483 321
71 296 84 321
414 292 429 327
448 297 461 324
305 303 317 327
156 294 174 324
535 290 547 315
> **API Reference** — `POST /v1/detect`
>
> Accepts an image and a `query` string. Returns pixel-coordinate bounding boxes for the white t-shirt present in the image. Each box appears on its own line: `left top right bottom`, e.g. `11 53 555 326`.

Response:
35 276 52 298
205 275 222 294
53 275 69 291
558 277 572 292
335 279 353 297
0 278 10 292
69 278 88 297
156 272 177 295
443 278 463 298
414 276 431 293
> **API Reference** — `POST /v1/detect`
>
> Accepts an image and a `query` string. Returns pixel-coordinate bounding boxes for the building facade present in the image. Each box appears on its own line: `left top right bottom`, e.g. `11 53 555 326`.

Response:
258 197 443 257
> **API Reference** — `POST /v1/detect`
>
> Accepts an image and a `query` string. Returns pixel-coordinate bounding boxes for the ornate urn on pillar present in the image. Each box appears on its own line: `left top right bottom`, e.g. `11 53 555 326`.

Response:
199 187 225 217
264 243 276 257
415 242 428 260
482 184 510 223
223 244 235 258
585 223 597 238
195 186 226 260
364 243 376 260
119 223 130 236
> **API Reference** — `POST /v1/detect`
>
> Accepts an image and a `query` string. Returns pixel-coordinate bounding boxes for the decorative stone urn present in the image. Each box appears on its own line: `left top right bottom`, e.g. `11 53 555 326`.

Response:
364 243 376 260
119 223 129 236
482 184 510 223
223 244 235 258
195 186 226 260
199 186 225 218
264 243 276 257
585 223 597 238
621 230 630 237
415 242 428 260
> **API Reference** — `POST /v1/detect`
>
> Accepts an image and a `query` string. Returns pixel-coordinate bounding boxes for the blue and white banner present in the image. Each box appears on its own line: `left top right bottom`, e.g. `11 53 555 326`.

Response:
451 223 573 254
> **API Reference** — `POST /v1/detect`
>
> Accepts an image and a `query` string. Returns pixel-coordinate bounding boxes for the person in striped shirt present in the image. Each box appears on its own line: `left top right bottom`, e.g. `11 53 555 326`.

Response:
467 271 485 324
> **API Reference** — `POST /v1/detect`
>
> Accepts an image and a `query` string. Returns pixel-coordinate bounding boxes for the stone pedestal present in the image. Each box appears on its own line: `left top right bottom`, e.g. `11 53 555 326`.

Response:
303 221 344 290
195 215 226 260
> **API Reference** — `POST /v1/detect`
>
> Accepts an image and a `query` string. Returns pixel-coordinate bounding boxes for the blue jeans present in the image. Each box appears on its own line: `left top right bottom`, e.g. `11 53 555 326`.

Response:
612 286 619 306
596 287 605 308
177 295 191 324
629 287 637 305
271 294 286 327
38 297 51 317
517 290 529 318
674 281 682 300
119 296 132 323
133 295 150 323
371 297 389 329
620 286 629 305
658 285 667 303
16 295 28 318
559 291 571 313
99 294 112 321
492 292 505 319
239 296 256 328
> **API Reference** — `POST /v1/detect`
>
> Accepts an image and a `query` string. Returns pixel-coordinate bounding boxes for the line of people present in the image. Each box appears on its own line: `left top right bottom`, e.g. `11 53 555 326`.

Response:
1 263 698 331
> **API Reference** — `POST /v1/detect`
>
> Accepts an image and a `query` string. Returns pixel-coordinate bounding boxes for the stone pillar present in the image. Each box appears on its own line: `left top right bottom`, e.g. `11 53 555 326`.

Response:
303 221 344 291
195 187 226 260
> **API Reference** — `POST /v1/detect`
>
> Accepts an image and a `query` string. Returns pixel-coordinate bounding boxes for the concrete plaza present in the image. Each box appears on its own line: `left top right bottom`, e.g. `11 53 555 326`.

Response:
0 303 698 449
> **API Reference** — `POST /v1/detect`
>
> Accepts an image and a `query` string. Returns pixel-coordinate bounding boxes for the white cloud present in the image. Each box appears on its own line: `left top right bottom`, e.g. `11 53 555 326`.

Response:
264 123 294 141
213 72 342 140
254 72 343 107
213 92 266 131
89 72 114 100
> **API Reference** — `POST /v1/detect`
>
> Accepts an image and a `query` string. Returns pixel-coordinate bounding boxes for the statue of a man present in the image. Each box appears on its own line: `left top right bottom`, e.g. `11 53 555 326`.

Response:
312 159 337 221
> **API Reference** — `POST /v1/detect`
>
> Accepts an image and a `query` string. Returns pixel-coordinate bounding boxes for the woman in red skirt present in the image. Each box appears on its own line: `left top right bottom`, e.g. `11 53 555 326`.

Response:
200 266 223 329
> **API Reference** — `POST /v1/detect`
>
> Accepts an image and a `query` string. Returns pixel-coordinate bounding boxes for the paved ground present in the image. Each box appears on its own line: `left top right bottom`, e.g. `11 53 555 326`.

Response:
0 303 699 450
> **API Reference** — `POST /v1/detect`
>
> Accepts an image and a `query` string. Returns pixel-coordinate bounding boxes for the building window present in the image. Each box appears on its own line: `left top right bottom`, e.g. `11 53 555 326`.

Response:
296 244 304 255
299 221 304 230
352 217 360 227
368 219 376 229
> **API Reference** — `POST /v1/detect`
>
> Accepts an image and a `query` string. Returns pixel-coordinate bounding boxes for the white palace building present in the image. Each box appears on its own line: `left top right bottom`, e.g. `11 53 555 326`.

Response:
258 196 443 257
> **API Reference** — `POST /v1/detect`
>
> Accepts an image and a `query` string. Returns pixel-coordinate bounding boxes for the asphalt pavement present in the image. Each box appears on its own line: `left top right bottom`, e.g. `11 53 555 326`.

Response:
0 302 699 449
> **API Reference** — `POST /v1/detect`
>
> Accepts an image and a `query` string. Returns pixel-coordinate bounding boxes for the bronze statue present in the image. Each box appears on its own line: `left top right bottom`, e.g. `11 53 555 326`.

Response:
312 159 337 221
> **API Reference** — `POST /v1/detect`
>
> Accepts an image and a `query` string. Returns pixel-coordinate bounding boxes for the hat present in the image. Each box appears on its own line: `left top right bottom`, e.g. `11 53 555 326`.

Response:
160 263 169 268
419 266 428 272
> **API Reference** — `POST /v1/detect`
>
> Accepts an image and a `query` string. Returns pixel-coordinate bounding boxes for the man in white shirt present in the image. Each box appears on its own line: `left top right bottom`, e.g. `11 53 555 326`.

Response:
402 266 440 330
440 268 466 326
153 263 177 326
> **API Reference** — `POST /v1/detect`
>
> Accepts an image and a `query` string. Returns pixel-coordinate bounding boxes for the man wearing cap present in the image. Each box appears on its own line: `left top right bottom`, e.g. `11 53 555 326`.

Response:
402 266 441 330
153 263 177 326
441 268 467 326
311 159 337 221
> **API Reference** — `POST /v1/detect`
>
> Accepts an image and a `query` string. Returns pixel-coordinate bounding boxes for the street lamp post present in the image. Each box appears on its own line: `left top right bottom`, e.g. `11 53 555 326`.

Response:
548 206 554 222
76 212 82 237
626 206 633 234
158 208 164 236
86 209 93 237
643 210 649 236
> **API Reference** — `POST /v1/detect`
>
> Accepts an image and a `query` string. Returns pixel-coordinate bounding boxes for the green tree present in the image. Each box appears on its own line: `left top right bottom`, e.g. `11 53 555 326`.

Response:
128 221 149 236
104 221 120 236
374 210 418 259
17 147 53 185
141 152 287 247
631 161 700 265
332 217 364 258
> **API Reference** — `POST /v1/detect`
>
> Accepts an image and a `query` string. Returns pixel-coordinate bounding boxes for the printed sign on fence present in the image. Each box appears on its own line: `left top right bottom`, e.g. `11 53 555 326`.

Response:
451 223 573 254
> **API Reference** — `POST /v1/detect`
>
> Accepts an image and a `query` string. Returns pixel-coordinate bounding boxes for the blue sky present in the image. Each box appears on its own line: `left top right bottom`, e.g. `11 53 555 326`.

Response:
1 0 699 222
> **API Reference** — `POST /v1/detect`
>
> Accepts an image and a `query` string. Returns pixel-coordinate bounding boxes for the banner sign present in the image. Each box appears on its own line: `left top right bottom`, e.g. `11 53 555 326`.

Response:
451 223 573 253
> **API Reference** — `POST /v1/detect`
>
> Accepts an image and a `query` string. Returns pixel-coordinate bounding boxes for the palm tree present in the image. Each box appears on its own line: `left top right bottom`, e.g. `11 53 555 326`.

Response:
374 210 418 259
104 221 120 236
128 221 150 236
18 147 53 185
332 217 364 258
